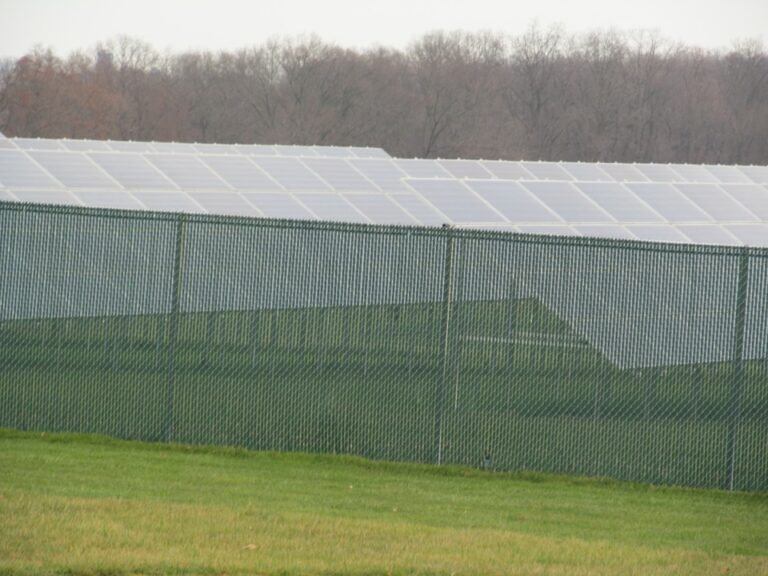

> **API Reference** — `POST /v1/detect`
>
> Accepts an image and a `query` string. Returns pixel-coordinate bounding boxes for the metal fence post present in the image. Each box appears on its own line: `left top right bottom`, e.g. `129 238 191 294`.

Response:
726 248 749 491
435 226 456 466
165 214 186 443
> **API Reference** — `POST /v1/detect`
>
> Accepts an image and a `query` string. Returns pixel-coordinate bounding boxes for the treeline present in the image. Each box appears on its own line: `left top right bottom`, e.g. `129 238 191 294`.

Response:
1 27 767 164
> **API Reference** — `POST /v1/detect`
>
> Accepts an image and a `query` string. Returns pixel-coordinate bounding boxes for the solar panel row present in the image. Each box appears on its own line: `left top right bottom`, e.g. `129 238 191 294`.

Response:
6 137 390 159
1 138 767 247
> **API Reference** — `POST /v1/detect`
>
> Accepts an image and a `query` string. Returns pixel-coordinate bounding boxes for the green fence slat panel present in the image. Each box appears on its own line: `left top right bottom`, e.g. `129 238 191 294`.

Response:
0 202 766 490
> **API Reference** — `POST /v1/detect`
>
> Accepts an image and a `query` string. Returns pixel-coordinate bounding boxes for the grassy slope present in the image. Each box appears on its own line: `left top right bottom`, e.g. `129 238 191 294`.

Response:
1 430 767 576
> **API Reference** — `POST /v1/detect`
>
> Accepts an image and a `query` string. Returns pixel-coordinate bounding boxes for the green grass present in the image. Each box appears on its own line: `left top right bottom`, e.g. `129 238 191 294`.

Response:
2 301 767 490
1 429 767 575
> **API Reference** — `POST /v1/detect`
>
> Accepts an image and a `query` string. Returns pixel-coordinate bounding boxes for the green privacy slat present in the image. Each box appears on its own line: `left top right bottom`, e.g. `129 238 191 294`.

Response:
0 202 767 491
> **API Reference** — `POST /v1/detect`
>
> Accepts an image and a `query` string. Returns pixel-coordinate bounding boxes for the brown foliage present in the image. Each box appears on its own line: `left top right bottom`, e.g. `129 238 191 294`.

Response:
0 28 766 164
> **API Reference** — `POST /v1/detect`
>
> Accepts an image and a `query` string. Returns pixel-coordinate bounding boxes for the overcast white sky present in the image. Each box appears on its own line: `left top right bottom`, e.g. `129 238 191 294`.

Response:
0 0 766 59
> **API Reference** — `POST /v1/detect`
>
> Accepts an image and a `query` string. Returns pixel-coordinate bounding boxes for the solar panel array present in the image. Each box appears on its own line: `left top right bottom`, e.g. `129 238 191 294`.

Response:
1 137 768 246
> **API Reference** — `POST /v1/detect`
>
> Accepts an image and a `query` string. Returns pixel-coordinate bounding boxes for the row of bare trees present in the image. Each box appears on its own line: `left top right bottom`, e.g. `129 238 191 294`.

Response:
1 28 767 164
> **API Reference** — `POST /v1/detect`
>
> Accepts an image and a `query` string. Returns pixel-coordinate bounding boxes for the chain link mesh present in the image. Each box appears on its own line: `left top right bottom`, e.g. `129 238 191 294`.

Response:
1 203 766 490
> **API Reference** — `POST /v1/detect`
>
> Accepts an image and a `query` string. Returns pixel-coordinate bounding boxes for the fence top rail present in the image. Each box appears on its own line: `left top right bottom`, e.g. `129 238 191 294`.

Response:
2 200 768 259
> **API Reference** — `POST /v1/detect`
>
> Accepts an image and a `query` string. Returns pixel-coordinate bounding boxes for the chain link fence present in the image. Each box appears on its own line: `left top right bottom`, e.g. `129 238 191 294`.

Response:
1 202 766 490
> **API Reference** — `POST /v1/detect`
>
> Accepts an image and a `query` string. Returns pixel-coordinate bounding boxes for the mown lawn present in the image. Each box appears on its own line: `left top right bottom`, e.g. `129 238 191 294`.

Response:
1 429 767 575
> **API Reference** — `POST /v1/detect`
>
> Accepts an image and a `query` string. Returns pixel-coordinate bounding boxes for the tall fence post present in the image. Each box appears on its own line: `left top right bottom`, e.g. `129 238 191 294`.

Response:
165 214 186 443
727 248 749 491
435 226 456 465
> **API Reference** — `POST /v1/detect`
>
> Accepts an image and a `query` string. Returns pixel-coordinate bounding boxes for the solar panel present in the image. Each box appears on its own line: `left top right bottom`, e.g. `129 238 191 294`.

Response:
193 143 239 155
106 140 156 153
347 159 409 192
670 164 719 183
740 165 768 184
518 225 578 236
674 183 758 221
575 182 662 222
480 161 534 180
406 179 504 223
626 225 689 243
0 150 62 188
150 142 197 154
61 140 112 152
200 156 280 191
465 180 560 222
293 193 369 223
71 191 145 210
635 164 684 183
625 183 712 222
146 154 230 190
394 159 452 178
344 194 419 225
27 151 120 189
310 146 355 158
723 224 768 247
301 158 378 191
349 147 390 159
132 192 206 213
188 192 262 217
234 144 278 156
677 225 741 246
89 153 177 189
251 157 331 191
13 138 65 151
243 193 315 220
718 184 768 219
390 194 446 226
10 189 80 205
274 145 318 157
520 162 573 181
598 163 649 182
522 182 614 222
574 225 635 240
561 163 613 182
438 160 494 179
704 165 752 184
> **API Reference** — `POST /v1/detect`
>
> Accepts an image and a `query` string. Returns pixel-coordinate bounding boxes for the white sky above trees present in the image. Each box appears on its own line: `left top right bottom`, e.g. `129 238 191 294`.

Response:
0 0 766 58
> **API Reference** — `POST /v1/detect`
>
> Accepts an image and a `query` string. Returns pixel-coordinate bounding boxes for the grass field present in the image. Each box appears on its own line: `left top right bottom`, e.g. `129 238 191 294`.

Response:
1 429 767 575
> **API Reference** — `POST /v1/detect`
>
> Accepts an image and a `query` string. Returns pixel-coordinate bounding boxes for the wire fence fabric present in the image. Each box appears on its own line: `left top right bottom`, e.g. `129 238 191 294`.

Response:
1 203 766 490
